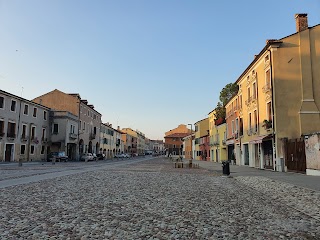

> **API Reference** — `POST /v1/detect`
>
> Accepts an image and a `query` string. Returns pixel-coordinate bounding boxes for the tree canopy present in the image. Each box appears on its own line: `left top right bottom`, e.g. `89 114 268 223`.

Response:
213 82 239 121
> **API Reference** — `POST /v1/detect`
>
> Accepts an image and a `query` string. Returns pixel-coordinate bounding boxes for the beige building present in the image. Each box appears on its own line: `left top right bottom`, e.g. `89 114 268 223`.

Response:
0 90 50 162
33 89 102 159
227 14 320 173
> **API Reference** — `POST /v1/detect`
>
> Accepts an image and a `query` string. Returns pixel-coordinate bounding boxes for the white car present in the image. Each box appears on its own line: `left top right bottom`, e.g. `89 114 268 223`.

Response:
81 153 94 161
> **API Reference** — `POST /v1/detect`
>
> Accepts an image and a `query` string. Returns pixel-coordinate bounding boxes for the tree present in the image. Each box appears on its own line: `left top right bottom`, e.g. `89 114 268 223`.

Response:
219 83 239 106
213 102 225 120
213 82 239 122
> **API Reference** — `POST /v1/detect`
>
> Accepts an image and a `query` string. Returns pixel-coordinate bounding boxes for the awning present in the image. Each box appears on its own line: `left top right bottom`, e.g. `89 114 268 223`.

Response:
226 139 235 145
250 134 272 144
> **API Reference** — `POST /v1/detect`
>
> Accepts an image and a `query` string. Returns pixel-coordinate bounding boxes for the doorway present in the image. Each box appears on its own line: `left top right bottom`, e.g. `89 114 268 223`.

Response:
5 144 14 162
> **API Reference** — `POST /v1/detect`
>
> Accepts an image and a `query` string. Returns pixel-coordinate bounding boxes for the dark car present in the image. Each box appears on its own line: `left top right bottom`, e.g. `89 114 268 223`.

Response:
96 153 105 160
47 152 68 162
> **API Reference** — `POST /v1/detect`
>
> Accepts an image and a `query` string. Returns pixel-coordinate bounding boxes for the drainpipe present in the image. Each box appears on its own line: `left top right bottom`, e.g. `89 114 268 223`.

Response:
268 49 277 171
17 99 22 165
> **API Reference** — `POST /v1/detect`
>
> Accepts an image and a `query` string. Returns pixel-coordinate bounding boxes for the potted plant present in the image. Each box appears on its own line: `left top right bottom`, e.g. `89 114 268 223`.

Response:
262 119 272 129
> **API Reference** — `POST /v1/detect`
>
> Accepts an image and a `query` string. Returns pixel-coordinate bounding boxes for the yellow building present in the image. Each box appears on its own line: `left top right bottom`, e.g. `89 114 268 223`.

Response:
229 14 320 172
208 110 227 162
194 118 209 160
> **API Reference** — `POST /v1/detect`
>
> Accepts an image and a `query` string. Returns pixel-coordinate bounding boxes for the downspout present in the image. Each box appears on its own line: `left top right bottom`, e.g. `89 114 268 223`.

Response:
16 99 22 163
268 49 277 171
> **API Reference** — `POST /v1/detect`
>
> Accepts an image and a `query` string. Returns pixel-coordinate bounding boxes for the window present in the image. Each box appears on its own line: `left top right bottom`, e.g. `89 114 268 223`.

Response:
0 120 4 136
83 122 86 130
235 118 239 133
24 104 29 115
42 128 46 140
53 123 59 134
247 87 251 100
254 110 258 132
267 102 272 121
11 100 16 112
20 145 26 155
80 121 82 130
93 114 96 120
88 110 90 116
0 96 4 109
70 125 75 134
94 127 96 134
249 113 252 130
33 107 37 117
41 145 45 155
266 69 271 87
31 126 36 139
30 145 35 155
43 111 47 120
22 124 27 138
252 82 256 99
231 120 234 134
7 122 16 137
239 95 242 108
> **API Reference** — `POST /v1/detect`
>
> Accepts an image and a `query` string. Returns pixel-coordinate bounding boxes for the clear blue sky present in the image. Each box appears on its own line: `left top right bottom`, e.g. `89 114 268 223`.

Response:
0 1 319 140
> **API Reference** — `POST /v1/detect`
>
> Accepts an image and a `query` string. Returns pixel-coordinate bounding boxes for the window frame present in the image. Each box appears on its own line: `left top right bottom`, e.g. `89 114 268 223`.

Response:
10 99 17 112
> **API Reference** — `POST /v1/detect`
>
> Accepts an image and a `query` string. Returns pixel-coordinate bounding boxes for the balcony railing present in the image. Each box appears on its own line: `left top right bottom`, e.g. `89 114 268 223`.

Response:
7 133 16 138
245 96 252 106
262 83 271 93
21 135 28 142
69 133 78 139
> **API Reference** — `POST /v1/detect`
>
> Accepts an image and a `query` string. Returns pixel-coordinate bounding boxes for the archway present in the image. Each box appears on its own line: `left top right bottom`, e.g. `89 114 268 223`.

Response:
79 139 84 154
88 141 92 153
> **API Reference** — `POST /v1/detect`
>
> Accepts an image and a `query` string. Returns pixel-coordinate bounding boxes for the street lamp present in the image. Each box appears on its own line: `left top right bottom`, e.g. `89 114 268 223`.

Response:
188 123 193 168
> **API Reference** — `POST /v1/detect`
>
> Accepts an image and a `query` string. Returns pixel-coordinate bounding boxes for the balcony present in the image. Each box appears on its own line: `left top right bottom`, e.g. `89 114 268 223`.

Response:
7 133 16 140
247 129 252 136
21 135 28 142
89 133 96 140
245 96 252 106
31 137 39 144
69 133 78 139
262 83 271 93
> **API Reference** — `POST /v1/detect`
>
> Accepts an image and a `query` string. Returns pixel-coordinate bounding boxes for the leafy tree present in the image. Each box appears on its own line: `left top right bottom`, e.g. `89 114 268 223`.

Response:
213 82 239 122
213 102 225 120
219 83 239 106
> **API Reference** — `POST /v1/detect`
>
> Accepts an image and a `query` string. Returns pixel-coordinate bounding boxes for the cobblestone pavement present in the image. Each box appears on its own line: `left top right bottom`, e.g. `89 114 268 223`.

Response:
1 158 320 239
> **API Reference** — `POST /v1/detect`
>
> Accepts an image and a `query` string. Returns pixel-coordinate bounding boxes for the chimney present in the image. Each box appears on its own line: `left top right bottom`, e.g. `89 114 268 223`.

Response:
295 13 308 32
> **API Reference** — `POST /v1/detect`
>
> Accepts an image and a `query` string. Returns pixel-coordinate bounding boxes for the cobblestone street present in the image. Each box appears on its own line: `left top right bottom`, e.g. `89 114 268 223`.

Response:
1 157 320 239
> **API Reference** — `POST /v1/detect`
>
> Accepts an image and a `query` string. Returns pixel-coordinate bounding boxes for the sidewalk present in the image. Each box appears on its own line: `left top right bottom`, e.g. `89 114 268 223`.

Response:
183 159 320 192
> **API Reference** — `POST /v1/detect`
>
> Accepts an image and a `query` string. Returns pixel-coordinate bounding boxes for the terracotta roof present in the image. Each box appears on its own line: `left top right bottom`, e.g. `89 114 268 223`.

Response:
164 133 191 138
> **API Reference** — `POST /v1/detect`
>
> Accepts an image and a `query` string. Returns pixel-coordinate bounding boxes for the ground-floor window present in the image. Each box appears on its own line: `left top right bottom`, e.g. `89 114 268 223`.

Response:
20 145 26 155
30 145 35 155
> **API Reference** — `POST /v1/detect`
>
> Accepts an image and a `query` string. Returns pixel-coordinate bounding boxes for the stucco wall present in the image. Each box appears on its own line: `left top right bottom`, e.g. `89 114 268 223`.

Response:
305 134 320 171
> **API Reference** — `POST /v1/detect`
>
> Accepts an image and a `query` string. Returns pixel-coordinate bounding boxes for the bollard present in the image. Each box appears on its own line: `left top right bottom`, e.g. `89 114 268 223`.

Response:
222 161 230 176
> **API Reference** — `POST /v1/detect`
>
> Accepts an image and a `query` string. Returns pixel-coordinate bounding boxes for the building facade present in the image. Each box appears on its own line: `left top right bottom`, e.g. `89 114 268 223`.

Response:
50 111 79 160
225 14 320 172
33 89 102 159
0 90 50 162
194 118 209 160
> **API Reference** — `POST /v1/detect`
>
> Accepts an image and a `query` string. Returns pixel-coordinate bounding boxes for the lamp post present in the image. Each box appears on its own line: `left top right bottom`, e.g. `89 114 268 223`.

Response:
188 124 193 168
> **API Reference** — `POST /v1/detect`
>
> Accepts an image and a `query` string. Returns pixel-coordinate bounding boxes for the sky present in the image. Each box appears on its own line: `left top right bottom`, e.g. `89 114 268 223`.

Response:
0 1 319 140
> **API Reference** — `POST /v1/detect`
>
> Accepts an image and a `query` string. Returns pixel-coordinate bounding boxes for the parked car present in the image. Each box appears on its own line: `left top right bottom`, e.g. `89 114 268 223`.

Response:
80 153 94 161
96 153 105 160
47 152 68 162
